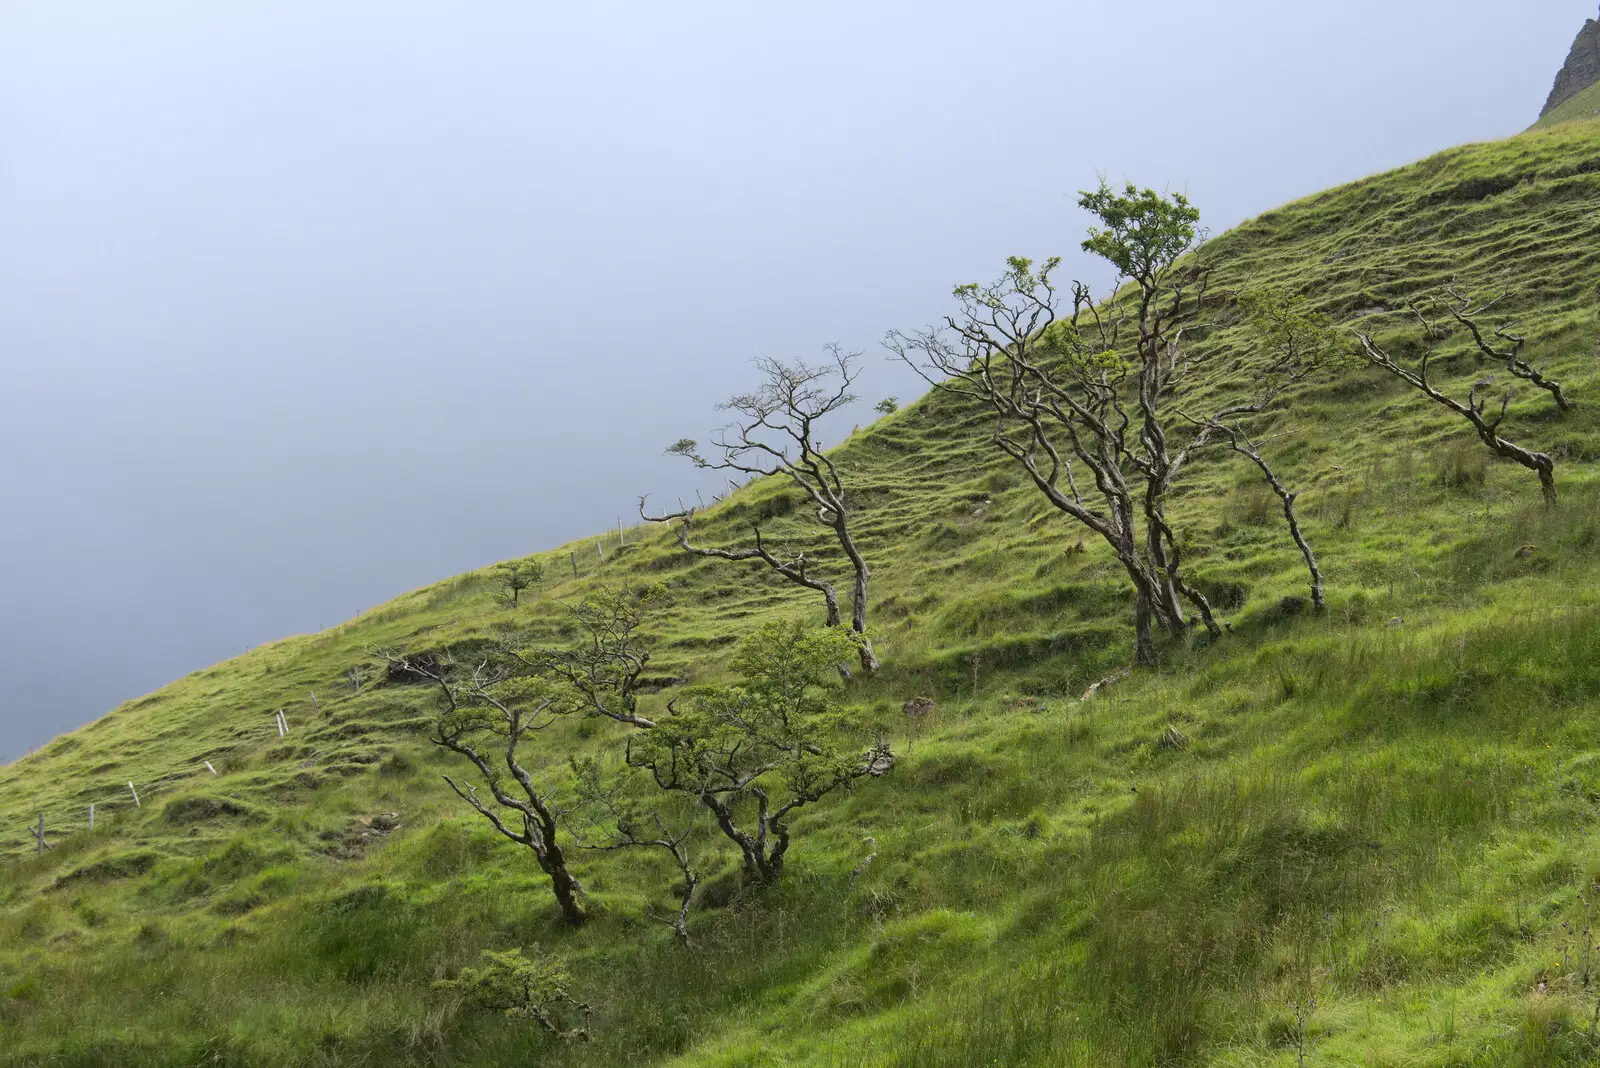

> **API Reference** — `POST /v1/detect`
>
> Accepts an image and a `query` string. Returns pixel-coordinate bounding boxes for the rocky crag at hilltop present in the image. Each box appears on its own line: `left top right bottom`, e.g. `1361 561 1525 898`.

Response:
1542 7 1600 118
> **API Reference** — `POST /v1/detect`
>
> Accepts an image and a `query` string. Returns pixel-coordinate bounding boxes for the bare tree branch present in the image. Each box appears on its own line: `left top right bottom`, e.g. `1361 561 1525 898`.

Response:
373 647 586 926
1359 314 1557 506
651 347 879 674
565 757 699 947
1445 286 1571 412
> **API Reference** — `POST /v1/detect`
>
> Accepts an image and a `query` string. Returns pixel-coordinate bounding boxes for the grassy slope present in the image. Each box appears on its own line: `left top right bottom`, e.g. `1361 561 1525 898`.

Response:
1538 81 1600 129
3 119 1600 1067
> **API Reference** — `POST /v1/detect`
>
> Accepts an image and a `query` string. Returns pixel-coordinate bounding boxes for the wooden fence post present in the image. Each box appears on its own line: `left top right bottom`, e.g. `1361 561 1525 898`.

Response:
309 690 320 716
32 813 46 855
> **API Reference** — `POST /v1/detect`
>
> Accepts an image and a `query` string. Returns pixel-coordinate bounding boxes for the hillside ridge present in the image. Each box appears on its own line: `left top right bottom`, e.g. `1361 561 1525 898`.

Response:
2 119 1600 1066
1543 8 1600 118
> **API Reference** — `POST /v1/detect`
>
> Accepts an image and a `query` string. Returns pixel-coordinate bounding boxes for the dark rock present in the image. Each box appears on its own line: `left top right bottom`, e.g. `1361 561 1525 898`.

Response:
1542 11 1600 119
160 795 260 825
384 651 444 685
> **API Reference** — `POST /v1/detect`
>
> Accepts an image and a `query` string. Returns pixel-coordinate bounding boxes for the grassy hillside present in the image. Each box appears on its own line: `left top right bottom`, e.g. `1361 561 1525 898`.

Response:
3 118 1600 1067
1539 81 1600 129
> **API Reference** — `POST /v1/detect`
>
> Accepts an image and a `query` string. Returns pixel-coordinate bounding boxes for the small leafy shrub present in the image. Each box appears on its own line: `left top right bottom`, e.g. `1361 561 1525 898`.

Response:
434 948 589 1040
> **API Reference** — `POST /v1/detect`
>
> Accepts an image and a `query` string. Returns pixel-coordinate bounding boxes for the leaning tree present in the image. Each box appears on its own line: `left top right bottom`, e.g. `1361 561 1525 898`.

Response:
375 586 663 926
626 620 894 884
887 183 1329 664
1179 289 1337 611
645 345 880 675
564 755 699 947
1358 290 1570 507
377 648 588 925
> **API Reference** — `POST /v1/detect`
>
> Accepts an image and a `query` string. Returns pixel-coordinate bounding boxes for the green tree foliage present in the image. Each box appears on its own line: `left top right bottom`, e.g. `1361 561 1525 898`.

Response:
434 947 589 1040
627 620 893 884
493 560 544 608
377 585 663 926
1077 181 1201 283
891 186 1336 662
539 584 663 728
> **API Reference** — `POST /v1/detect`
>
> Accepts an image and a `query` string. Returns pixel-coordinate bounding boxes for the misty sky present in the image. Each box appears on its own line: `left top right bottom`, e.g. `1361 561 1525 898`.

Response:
0 1 1589 761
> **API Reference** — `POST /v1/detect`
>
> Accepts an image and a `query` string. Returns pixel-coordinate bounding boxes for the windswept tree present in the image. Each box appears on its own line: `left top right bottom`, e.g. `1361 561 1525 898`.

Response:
1358 296 1563 506
644 345 880 675
564 756 699 946
494 560 545 608
533 585 662 729
377 648 587 925
1442 286 1571 412
888 183 1327 664
375 586 663 926
626 620 894 884
1180 290 1339 610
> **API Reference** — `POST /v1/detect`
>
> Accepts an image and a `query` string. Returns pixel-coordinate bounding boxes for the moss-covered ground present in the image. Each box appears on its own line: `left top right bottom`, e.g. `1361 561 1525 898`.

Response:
3 119 1600 1066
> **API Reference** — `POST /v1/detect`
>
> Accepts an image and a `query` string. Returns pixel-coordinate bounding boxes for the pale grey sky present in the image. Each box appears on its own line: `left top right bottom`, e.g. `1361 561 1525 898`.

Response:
0 1 1590 760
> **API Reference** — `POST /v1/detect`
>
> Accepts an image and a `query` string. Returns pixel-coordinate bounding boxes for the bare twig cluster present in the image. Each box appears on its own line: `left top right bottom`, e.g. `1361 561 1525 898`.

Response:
648 346 879 675
1359 295 1560 507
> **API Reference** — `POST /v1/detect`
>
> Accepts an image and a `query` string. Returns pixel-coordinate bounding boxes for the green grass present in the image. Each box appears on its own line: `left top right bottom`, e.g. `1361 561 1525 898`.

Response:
4 119 1600 1066
1537 82 1600 129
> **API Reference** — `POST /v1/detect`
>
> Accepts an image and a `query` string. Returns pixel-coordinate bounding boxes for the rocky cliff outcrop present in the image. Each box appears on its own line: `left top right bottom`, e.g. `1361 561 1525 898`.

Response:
1542 9 1600 118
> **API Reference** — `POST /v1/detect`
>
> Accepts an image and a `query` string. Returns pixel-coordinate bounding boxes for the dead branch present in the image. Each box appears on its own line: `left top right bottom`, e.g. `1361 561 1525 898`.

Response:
1359 312 1556 506
1445 286 1571 412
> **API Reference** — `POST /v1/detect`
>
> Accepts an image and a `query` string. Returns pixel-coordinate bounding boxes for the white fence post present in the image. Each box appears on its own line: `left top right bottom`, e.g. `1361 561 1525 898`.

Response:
128 782 140 807
204 761 218 776
89 803 95 831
